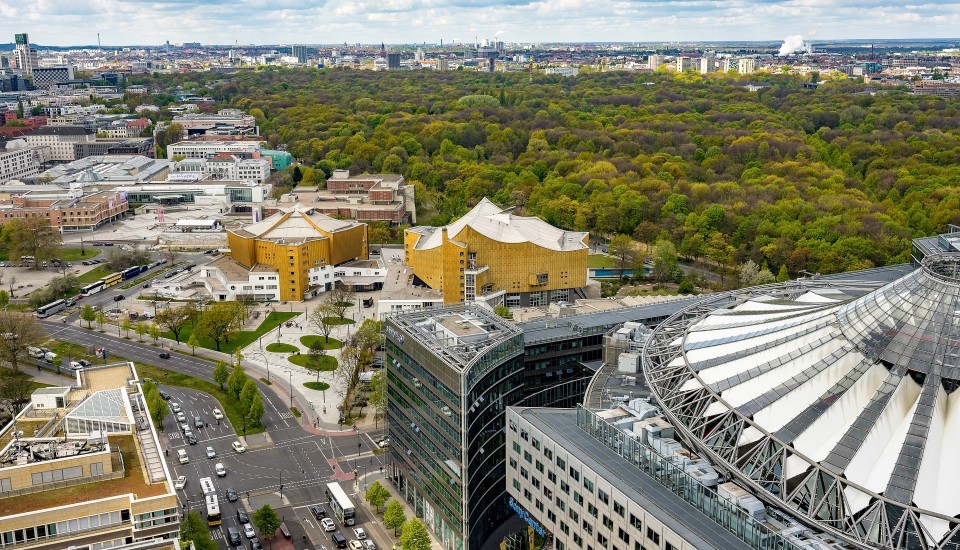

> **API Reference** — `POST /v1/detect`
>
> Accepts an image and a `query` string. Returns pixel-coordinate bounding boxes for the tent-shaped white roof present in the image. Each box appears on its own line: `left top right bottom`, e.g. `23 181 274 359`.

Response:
65 388 134 427
409 197 588 252
239 204 359 241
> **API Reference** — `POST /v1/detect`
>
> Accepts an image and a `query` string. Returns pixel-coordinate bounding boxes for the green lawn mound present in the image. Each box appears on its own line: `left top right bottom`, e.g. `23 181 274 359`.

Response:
304 381 330 391
288 354 338 370
266 342 299 353
299 335 342 350
323 316 355 326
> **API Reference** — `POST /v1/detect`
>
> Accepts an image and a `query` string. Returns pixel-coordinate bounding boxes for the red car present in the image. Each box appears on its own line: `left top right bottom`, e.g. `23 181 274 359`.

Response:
72 294 84 302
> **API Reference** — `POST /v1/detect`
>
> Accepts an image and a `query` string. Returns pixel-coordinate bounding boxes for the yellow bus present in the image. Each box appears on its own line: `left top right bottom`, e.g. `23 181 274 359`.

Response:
102 272 123 288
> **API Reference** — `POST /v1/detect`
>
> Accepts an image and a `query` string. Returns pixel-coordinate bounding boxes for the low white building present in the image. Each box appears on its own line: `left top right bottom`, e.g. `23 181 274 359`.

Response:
202 256 281 301
167 140 261 160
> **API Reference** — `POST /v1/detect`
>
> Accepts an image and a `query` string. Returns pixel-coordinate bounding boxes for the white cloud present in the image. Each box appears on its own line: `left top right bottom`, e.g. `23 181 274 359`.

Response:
3 0 960 45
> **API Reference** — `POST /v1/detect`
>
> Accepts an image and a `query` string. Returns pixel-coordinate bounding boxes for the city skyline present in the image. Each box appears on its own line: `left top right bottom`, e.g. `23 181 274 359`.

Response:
2 0 960 48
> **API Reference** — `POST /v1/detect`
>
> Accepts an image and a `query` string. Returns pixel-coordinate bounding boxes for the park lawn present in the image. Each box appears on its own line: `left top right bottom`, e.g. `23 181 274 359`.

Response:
0 247 100 262
163 311 300 355
303 381 330 391
76 265 114 284
267 343 299 353
299 335 342 350
287 354 337 370
43 338 265 435
587 254 620 269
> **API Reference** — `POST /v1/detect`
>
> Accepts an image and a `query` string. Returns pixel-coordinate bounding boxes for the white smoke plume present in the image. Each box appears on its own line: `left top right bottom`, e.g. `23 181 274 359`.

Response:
495 30 505 38
778 35 811 56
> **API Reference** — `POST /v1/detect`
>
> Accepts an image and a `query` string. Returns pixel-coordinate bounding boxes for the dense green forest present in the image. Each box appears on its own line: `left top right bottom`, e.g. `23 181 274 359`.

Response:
132 69 960 275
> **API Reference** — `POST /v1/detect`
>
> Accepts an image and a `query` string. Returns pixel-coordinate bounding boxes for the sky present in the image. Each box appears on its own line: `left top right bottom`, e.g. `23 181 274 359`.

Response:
2 0 960 47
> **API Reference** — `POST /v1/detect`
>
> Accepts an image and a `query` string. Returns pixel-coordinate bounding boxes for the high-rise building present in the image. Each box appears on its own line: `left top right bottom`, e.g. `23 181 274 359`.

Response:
676 56 691 72
31 66 75 87
292 45 309 64
387 51 401 70
437 55 449 71
14 33 38 77
648 54 662 70
738 57 756 74
699 56 717 74
403 197 588 305
415 48 425 62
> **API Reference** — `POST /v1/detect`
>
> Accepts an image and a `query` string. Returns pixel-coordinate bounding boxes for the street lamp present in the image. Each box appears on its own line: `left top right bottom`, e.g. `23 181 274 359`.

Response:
250 351 271 383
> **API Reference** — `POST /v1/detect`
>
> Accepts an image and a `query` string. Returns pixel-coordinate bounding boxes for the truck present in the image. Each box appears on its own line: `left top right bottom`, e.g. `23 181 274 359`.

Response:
27 347 44 359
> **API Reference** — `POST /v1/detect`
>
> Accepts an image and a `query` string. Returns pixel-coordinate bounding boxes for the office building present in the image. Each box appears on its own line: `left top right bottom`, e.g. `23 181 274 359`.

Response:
170 109 259 136
737 58 756 74
295 169 413 224
437 56 450 71
0 185 128 231
387 52 401 70
675 56 691 72
74 138 156 159
23 126 96 163
386 305 526 550
13 33 38 78
0 139 44 182
222 204 368 301
166 140 261 160
292 45 309 64
172 154 271 183
699 56 716 74
647 55 662 70
404 197 588 305
0 362 179 550
41 155 170 185
31 66 75 87
259 149 292 171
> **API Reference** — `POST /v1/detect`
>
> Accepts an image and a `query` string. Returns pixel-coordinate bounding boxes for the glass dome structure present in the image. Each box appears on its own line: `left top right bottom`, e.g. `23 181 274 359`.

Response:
643 254 960 550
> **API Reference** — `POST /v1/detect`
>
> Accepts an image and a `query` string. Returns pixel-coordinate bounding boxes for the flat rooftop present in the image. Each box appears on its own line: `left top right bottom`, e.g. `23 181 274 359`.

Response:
515 408 751 550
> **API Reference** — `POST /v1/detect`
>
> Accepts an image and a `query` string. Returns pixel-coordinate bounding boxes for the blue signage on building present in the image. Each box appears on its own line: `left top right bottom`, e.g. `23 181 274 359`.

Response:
385 326 404 346
508 497 546 537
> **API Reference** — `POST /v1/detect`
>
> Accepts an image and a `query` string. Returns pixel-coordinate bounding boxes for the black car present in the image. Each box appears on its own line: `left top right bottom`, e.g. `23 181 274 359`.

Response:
158 352 170 359
159 390 170 400
113 295 125 302
227 528 242 546
186 433 198 445
310 505 326 520
237 508 250 523
227 487 238 502
331 532 347 549
78 359 92 367
142 283 150 288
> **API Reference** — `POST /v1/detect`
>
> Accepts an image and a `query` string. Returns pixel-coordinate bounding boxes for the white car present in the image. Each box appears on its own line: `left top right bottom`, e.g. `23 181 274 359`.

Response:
69 361 84 371
243 522 256 539
232 441 246 453
349 541 364 550
205 446 216 459
377 438 390 449
362 541 376 550
213 408 224 420
170 402 181 413
174 475 187 490
321 518 335 532
353 528 367 540
215 463 227 477
175 412 186 423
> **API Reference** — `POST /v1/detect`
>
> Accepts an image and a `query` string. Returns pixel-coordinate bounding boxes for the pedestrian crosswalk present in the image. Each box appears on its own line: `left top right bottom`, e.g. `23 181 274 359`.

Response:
210 528 224 540
278 411 295 420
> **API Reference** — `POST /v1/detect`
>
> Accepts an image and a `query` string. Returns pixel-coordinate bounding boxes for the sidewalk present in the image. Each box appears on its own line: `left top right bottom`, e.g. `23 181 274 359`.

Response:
357 470 445 550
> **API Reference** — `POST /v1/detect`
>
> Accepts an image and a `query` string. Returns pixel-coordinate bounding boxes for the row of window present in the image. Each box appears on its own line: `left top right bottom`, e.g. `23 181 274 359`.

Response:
0 509 128 547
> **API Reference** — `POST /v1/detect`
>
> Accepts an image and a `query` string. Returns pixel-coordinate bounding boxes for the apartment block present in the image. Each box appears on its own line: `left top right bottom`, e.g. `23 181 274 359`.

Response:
23 127 95 163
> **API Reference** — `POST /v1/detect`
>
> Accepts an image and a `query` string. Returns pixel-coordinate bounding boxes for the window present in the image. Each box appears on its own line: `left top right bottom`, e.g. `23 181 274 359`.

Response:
587 503 598 518
544 448 553 459
574 491 583 506
548 470 557 483
666 543 677 550
523 489 532 501
584 479 595 493
532 438 540 450
573 534 582 547
524 451 532 463
597 533 608 547
513 479 521 491
617 528 629 544
512 442 520 453
557 457 566 470
646 528 660 545
582 521 593 535
613 502 625 517
557 498 566 511
602 515 613 529
544 487 553 499
536 460 544 473
570 467 580 481
532 477 540 489
569 509 579 522
520 467 528 480
598 489 609 504
536 499 544 512
547 510 556 523
560 480 570 494
560 522 569 535
509 458 517 470
630 514 642 531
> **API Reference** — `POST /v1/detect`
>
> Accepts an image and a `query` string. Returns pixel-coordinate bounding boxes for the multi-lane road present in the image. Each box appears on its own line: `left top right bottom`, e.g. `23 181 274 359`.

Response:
35 270 391 550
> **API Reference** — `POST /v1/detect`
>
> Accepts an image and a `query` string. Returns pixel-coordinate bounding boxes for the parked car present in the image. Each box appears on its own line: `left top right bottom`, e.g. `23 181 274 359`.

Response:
215 462 227 477
227 527 242 546
213 408 224 420
174 476 187 490
159 390 170 400
348 541 364 550
250 539 262 550
321 518 335 532
243 523 256 539
205 446 216 459
170 402 181 413
310 505 326 520
362 541 376 550
232 441 246 453
227 487 238 502
175 411 186 423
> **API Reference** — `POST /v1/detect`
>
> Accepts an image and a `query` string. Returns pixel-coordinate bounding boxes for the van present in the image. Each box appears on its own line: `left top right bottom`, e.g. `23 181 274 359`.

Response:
43 352 58 363
177 449 189 464
27 347 44 359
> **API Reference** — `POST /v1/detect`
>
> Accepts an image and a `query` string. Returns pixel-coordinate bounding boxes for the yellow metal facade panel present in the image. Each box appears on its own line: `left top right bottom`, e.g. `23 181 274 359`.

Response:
227 231 256 267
